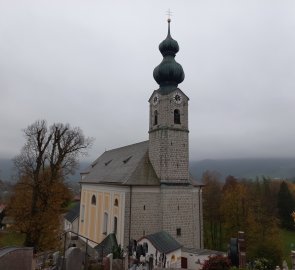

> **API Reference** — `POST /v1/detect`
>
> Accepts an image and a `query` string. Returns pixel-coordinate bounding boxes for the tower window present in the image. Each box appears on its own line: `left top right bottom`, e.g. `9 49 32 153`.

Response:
176 228 181 236
154 110 158 125
174 109 181 124
91 195 96 205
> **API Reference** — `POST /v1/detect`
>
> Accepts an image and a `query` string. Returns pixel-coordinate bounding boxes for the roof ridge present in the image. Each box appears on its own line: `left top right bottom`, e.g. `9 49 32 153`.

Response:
104 140 148 153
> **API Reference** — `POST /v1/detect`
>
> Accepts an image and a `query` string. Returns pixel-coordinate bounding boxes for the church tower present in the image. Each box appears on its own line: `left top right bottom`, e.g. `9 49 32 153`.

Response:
148 19 202 249
149 18 189 184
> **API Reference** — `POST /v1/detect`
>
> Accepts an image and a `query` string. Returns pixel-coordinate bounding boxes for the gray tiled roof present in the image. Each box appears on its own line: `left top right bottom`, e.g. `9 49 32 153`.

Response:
65 203 80 223
80 141 159 186
94 233 118 257
143 231 182 254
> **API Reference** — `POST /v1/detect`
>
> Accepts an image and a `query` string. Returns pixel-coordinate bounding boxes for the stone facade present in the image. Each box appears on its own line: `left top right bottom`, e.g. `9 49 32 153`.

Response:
161 186 202 248
124 187 162 247
123 185 203 249
149 90 189 182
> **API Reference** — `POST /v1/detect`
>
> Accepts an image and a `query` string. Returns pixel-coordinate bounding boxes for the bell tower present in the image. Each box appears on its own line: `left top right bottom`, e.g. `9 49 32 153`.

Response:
147 18 202 249
148 18 189 184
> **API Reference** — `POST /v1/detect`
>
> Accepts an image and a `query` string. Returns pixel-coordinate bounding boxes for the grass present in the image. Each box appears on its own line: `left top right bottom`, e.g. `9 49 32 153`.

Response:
280 229 295 266
0 231 25 247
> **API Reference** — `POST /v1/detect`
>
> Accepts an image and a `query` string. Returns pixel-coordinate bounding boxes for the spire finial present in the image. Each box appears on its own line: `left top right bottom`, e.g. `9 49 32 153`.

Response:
166 9 172 21
166 9 172 35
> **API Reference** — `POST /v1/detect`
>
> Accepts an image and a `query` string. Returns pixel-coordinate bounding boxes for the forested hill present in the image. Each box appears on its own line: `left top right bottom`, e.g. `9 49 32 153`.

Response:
190 158 295 181
1 158 295 182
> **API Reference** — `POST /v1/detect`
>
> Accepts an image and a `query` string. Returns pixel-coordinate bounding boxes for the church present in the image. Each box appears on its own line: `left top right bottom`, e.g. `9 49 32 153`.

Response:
78 18 203 252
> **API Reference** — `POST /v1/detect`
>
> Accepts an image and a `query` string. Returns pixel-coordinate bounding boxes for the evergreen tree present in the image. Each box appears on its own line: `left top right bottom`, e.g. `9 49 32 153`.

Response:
202 171 223 249
277 181 295 230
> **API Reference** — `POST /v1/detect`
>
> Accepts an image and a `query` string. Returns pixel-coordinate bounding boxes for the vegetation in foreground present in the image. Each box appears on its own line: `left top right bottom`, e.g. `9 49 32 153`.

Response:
203 171 295 268
7 120 92 252
0 231 25 247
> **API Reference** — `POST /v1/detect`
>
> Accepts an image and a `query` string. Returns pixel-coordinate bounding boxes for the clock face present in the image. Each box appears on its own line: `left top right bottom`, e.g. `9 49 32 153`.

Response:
153 94 159 105
173 92 182 104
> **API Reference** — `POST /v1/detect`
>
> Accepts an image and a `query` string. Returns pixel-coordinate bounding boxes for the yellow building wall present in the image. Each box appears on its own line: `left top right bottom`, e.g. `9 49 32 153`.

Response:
79 186 125 246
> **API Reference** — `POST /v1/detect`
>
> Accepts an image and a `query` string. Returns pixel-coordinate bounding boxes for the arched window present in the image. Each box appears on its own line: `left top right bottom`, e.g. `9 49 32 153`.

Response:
114 198 119 206
103 212 108 235
154 110 158 125
91 195 96 205
174 109 180 124
113 217 118 235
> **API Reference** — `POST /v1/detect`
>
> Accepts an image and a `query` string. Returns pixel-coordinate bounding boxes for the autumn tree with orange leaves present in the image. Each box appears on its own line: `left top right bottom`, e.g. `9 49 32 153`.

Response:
8 120 92 252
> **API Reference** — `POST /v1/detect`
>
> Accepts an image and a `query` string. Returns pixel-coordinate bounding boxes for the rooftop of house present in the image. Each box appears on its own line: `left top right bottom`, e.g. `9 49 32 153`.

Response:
64 203 80 223
140 231 182 254
94 233 118 257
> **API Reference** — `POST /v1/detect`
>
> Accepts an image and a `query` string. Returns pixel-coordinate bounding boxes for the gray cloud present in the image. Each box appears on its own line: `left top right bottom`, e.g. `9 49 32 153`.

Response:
0 0 295 161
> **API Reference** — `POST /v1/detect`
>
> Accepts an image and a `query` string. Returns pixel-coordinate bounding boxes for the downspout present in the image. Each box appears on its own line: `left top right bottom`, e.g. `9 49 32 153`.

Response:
129 185 133 246
128 185 133 268
78 182 81 235
199 186 202 249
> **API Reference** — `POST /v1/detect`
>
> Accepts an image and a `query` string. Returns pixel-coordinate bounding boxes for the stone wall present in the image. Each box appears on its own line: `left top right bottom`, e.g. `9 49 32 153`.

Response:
149 90 189 182
124 187 162 248
161 185 202 249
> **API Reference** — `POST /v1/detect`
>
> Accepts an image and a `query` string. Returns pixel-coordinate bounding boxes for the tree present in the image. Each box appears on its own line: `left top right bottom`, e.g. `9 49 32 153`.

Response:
220 176 247 239
202 171 223 250
8 120 93 251
242 179 282 267
277 181 295 230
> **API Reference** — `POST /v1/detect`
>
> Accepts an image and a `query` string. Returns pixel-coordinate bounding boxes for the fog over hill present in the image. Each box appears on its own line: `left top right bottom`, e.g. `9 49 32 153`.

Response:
1 158 295 183
190 158 295 181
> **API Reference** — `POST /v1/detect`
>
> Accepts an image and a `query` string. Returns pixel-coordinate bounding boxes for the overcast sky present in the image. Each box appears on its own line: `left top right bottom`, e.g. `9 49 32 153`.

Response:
1 0 295 162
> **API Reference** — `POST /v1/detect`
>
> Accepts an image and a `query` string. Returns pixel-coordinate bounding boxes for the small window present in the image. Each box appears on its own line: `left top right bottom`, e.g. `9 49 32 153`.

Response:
91 195 96 205
105 159 112 166
143 242 148 253
174 109 181 124
123 156 132 164
113 217 118 235
143 205 146 211
154 110 158 125
176 228 181 236
114 198 119 206
103 212 108 235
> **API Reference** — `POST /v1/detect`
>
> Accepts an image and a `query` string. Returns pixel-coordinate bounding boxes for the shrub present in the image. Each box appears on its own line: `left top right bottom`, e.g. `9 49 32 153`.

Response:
202 255 231 270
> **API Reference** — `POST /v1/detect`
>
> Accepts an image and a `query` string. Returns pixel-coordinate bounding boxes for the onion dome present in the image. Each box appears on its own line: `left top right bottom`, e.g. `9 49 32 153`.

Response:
153 18 185 94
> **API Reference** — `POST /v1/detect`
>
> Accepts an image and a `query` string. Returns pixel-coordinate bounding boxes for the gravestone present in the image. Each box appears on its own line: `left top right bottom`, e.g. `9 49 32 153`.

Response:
52 251 60 266
65 247 83 270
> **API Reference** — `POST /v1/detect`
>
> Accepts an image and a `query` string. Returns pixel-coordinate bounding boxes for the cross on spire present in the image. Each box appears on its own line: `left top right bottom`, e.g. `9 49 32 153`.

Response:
166 9 172 22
